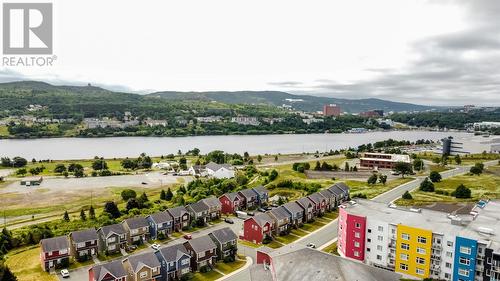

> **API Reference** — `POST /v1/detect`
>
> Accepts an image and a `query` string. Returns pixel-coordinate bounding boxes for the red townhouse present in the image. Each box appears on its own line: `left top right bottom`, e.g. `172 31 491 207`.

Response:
307 192 327 216
40 236 70 272
242 213 274 244
219 192 243 214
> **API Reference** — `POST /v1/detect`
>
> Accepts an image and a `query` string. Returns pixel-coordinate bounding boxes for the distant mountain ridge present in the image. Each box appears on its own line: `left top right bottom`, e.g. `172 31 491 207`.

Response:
148 91 439 113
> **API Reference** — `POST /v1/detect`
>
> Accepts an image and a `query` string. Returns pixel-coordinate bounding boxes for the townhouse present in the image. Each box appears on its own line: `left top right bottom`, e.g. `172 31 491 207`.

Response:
89 260 128 281
238 189 259 209
187 200 210 225
146 211 173 240
40 236 70 272
123 252 161 281
318 189 336 211
183 235 218 271
252 186 269 206
205 162 235 179
122 217 150 245
155 244 191 281
282 201 304 227
166 206 190 232
267 206 291 235
296 197 314 222
201 197 222 221
98 223 128 254
242 213 274 244
338 199 500 281
219 192 243 214
69 228 99 261
307 192 327 216
208 227 238 261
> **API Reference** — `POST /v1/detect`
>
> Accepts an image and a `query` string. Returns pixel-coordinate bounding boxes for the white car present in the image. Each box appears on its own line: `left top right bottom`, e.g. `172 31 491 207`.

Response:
60 269 70 278
151 243 161 251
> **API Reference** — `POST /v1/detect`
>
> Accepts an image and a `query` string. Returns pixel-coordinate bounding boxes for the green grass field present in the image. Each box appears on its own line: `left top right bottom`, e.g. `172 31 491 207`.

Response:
346 177 414 199
322 242 339 256
192 270 223 281
5 246 57 281
0 125 9 136
215 259 246 275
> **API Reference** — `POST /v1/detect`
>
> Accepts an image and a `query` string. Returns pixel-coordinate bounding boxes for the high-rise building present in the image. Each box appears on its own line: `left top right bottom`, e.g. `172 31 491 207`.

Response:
323 104 341 117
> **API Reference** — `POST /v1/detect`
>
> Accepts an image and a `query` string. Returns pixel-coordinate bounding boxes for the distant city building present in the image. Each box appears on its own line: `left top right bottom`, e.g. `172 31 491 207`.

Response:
302 118 323 125
196 116 223 123
441 136 466 156
143 118 168 127
359 152 411 169
473 122 500 130
359 110 383 118
262 117 283 125
231 116 260 126
347 128 368 133
323 104 341 117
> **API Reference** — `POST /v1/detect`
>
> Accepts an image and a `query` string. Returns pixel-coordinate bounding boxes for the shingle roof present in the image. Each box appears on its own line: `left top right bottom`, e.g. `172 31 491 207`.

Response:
210 227 237 244
186 235 216 253
158 244 190 262
148 211 173 224
127 252 161 272
282 202 303 214
41 236 69 252
71 228 98 243
296 197 313 208
334 182 350 193
268 206 290 221
91 260 127 280
123 217 149 229
222 192 242 202
188 200 209 213
167 206 188 218
202 196 222 208
206 162 232 172
327 185 344 196
252 186 269 196
252 213 274 227
99 223 126 237
319 190 335 199
238 189 257 199
307 193 326 204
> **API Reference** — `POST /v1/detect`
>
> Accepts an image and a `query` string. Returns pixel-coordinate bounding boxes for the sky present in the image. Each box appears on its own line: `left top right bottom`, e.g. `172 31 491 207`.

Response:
1 0 500 106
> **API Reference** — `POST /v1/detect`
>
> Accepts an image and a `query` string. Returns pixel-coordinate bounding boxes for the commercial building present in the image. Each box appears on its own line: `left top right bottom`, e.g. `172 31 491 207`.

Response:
359 152 411 169
322 104 341 117
338 199 500 281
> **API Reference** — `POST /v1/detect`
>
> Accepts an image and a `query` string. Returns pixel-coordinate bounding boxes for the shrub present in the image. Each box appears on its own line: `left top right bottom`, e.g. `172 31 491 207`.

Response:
419 177 435 192
429 171 442 182
402 191 413 200
454 184 471 199
199 265 210 273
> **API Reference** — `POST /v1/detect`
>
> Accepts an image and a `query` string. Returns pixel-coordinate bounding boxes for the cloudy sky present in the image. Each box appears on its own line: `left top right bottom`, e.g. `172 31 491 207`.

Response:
1 0 500 106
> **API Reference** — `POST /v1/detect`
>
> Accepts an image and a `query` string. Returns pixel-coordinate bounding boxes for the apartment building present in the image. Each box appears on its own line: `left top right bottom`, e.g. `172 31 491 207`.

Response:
338 199 500 281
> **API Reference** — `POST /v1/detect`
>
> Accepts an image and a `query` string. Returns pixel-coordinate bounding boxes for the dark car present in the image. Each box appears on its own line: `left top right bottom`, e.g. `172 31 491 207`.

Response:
246 212 255 216
224 218 234 224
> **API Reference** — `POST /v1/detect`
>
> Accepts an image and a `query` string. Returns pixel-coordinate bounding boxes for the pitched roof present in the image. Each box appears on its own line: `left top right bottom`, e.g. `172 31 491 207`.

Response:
148 211 173 224
158 244 190 262
40 236 69 252
91 260 127 281
238 188 257 199
210 227 237 244
334 182 350 193
268 206 290 221
221 192 242 201
123 217 149 229
71 228 98 243
202 197 222 208
282 201 303 214
206 162 232 172
188 200 209 213
185 235 216 253
167 206 188 218
99 223 126 237
252 213 274 227
307 193 326 204
318 189 335 199
252 186 269 196
126 252 161 272
296 197 313 208
327 185 344 196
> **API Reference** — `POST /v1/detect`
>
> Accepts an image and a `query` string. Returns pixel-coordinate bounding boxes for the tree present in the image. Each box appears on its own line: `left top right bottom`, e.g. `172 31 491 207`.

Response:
277 197 285 206
80 209 86 221
165 188 174 201
413 158 424 171
402 191 413 200
54 164 66 174
16 168 27 176
367 174 378 185
0 263 17 281
344 162 350 172
139 192 149 202
92 158 108 170
269 169 278 181
314 161 321 171
454 154 462 165
160 189 166 200
68 163 83 172
454 184 471 198
89 205 95 219
74 168 84 178
1 157 11 167
470 166 482 175
63 211 70 221
11 157 27 168
126 198 140 210
429 171 442 182
379 174 387 185
121 189 137 201
121 158 137 170
206 150 225 164
274 155 278 162
419 177 435 192
29 168 40 175
257 155 262 163
104 201 121 218
393 162 413 178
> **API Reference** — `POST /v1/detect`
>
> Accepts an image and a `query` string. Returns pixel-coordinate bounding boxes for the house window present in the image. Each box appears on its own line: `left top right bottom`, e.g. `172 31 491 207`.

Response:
77 242 85 248
181 259 189 265
399 263 408 271
354 242 360 247
417 247 426 254
417 236 427 244
131 229 138 235
376 255 382 260
366 248 371 252
108 244 116 250
400 253 408 261
401 233 410 240
378 226 383 232
458 268 469 277
367 229 372 233
59 249 68 255
377 245 383 251
416 268 425 275
152 267 158 273
459 257 470 266
377 236 383 241
445 262 452 268
367 238 371 243
416 257 425 265
446 251 453 258
447 241 453 247
459 246 471 255
354 251 360 257
140 272 147 278
198 251 205 258
107 237 116 243
401 243 409 250
354 232 360 238
355 223 361 228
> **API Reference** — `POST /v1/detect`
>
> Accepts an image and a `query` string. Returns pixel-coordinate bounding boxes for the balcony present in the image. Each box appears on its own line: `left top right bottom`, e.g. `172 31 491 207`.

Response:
431 255 441 261
432 244 442 250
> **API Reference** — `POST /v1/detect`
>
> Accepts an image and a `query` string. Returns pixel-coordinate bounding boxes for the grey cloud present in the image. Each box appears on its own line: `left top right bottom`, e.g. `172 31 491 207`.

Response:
268 81 303 87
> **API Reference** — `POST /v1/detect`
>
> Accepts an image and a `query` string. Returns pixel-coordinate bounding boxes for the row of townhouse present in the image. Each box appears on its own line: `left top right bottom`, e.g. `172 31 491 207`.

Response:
219 186 269 214
187 162 236 179
338 199 500 281
242 183 350 244
40 197 222 272
88 227 238 281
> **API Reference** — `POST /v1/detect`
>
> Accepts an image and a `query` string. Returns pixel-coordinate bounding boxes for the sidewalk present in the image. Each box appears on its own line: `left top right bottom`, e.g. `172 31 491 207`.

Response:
216 257 253 281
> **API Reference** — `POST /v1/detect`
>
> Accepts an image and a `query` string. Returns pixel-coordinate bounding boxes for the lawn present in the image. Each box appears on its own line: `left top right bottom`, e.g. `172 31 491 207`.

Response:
238 239 261 248
322 242 339 256
192 270 223 281
395 168 500 206
215 259 246 275
5 246 58 281
301 220 327 232
290 228 309 236
274 233 301 244
346 177 414 199
269 188 306 201
0 125 9 136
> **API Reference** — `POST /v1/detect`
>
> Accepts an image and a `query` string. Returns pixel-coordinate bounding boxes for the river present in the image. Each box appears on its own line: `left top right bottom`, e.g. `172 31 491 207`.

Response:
0 131 493 160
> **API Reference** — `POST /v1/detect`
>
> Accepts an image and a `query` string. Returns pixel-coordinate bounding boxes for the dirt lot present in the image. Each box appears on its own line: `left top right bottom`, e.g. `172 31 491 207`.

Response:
306 169 398 181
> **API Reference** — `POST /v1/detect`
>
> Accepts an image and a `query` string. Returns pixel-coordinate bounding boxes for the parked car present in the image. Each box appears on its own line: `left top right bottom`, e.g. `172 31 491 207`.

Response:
264 206 272 211
391 171 400 175
258 208 266 212
183 234 192 240
141 182 148 185
270 204 279 208
306 243 316 249
246 212 255 216
151 243 161 251
224 218 234 224
60 269 70 278
127 245 137 251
